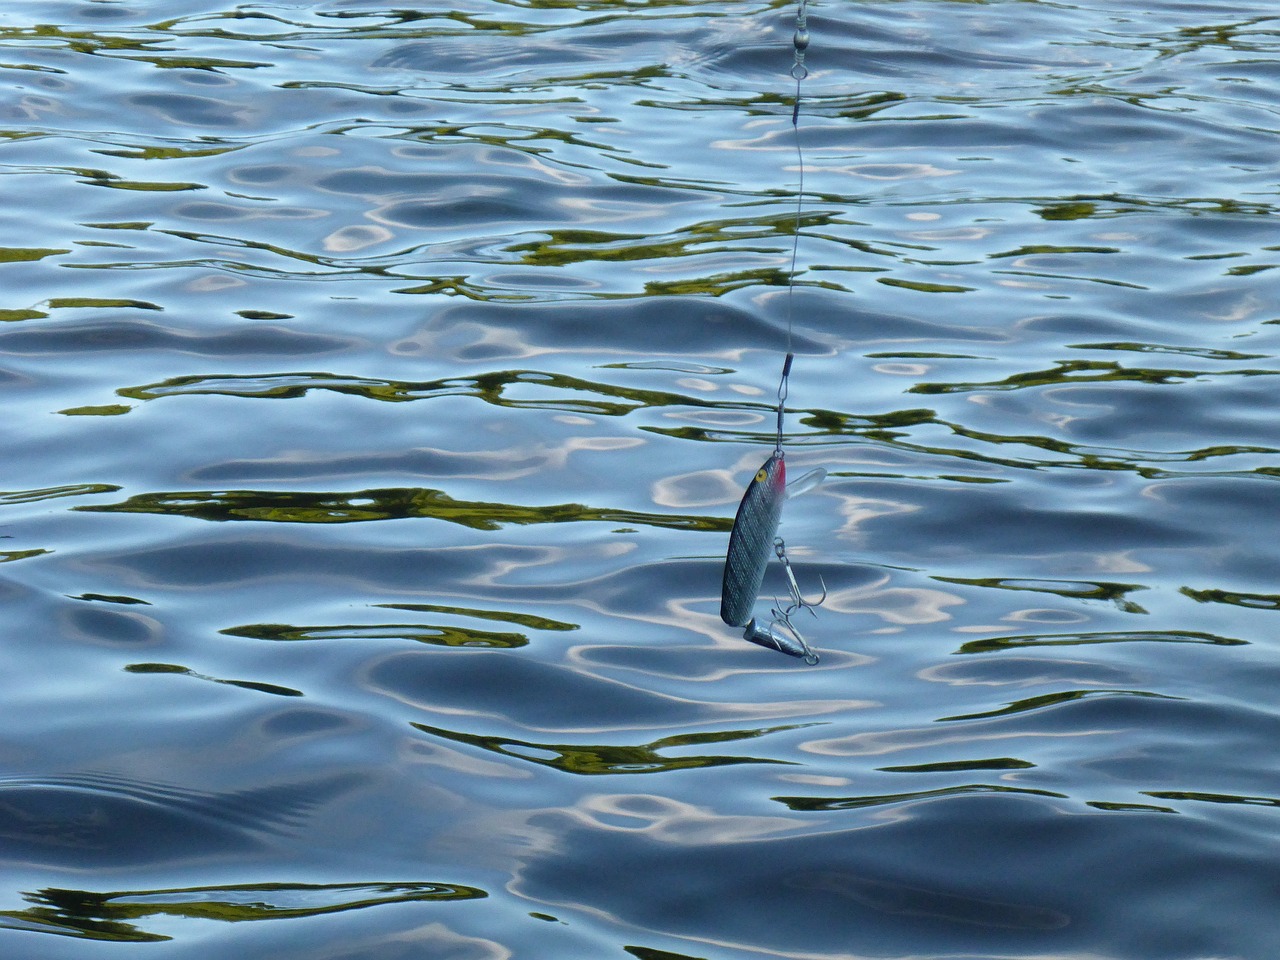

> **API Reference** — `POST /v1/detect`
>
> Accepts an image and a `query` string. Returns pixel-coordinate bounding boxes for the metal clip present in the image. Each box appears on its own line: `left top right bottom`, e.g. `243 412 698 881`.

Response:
766 536 826 664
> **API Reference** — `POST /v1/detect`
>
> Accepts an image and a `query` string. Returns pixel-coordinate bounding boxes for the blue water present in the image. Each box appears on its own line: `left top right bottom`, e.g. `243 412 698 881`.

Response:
4 1 1280 956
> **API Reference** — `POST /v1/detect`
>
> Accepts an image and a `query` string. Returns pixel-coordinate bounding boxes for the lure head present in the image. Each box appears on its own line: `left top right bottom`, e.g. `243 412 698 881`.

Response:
751 454 786 498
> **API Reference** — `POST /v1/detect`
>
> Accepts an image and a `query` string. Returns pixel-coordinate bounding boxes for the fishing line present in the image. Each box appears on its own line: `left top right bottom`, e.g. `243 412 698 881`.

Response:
776 0 808 455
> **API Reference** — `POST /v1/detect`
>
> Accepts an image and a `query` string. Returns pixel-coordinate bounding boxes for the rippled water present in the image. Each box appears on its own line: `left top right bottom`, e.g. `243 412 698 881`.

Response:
5 1 1280 957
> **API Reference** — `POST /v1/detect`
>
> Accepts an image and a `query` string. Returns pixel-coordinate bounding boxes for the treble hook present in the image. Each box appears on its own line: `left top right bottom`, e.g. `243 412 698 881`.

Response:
739 536 824 665
766 610 820 666
773 536 827 617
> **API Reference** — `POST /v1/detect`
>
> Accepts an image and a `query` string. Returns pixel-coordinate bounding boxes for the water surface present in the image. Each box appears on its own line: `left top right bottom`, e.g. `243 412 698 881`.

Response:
4 1 1280 957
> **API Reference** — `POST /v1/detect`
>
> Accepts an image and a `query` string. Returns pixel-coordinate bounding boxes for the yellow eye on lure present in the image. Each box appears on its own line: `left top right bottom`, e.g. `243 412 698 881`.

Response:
718 0 824 665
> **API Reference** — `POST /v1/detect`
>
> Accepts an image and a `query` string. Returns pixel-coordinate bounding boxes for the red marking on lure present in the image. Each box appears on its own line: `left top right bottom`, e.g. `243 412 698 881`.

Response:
720 454 786 628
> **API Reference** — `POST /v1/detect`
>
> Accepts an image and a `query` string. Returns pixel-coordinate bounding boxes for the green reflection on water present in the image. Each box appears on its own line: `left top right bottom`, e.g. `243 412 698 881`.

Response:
1033 194 1277 221
937 689 1181 723
1 483 120 505
222 621 530 649
910 358 1272 395
877 757 1035 773
57 404 133 416
0 308 47 321
1180 586 1280 610
0 247 68 263
376 602 578 632
0 548 50 563
773 783 1067 812
989 244 1121 259
125 662 303 698
1085 800 1176 814
412 722 802 775
78 486 723 531
625 947 710 960
0 880 485 943
1143 790 1280 808
876 277 974 294
1071 341 1267 361
115 367 748 420
957 629 1247 654
935 575 1150 614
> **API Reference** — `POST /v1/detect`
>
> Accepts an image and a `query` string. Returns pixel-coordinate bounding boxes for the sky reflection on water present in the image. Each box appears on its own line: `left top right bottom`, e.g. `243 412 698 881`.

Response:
5 1 1280 957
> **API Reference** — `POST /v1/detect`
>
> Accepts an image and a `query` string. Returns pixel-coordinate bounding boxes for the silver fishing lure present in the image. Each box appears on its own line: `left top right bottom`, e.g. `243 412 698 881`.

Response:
720 443 825 665
720 451 787 631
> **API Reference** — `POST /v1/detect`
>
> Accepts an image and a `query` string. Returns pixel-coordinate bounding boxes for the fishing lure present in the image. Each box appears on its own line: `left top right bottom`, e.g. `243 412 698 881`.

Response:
719 1 824 664
720 361 826 664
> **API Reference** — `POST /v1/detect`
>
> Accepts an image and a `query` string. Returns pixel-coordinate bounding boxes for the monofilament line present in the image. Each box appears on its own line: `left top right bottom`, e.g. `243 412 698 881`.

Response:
777 0 809 450
786 0 809 355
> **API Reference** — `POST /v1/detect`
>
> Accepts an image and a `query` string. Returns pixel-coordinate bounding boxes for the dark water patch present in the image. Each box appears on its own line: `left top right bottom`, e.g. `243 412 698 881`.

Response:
257 707 358 741
1144 475 1280 529
784 867 1070 933
395 296 818 358
78 535 544 591
0 879 486 943
852 480 1207 560
61 604 161 648
371 650 691 731
191 447 567 483
371 10 791 90
126 93 252 128
0 319 350 356
0 772 358 868
919 656 1143 691
519 794 1237 955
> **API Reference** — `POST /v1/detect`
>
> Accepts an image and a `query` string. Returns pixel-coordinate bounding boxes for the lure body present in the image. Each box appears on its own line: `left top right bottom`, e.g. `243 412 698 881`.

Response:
720 454 786 628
